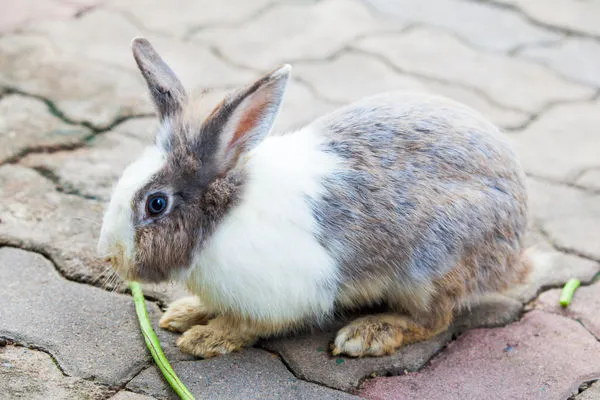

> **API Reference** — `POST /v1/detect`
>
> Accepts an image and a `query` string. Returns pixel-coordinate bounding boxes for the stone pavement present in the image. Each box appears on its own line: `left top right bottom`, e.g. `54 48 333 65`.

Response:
0 0 599 399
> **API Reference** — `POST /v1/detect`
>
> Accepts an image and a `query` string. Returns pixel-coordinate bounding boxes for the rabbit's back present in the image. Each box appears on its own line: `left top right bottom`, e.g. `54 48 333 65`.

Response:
309 92 528 299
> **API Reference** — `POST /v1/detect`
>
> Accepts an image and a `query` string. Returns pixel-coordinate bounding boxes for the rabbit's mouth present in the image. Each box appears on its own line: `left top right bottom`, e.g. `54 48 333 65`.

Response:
104 244 137 281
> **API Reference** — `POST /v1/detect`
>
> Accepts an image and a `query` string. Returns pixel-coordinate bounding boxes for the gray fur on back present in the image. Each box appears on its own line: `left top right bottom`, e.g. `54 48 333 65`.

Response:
308 92 527 295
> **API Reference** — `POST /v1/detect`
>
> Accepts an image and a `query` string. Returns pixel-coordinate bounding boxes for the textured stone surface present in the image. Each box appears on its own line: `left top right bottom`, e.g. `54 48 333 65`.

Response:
110 391 157 400
261 294 522 391
29 9 256 90
107 0 273 38
359 311 600 400
496 0 600 37
364 0 561 52
192 0 400 70
519 38 600 88
0 163 187 305
0 94 91 164
0 247 184 385
0 345 114 400
576 381 600 400
127 348 358 399
0 34 151 129
577 169 600 191
536 281 600 340
0 164 109 284
509 99 600 181
20 117 156 201
295 50 530 129
0 0 99 33
505 249 600 303
355 28 594 113
528 178 600 261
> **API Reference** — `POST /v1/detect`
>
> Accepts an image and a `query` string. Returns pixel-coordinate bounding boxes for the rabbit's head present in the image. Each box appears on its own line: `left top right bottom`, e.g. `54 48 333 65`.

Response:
98 38 290 282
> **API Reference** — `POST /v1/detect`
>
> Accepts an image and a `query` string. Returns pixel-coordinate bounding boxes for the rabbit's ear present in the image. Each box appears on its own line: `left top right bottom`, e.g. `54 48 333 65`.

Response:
206 65 290 171
131 37 187 120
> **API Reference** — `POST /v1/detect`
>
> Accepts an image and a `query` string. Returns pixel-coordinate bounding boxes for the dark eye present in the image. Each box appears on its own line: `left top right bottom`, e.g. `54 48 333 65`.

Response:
146 194 168 216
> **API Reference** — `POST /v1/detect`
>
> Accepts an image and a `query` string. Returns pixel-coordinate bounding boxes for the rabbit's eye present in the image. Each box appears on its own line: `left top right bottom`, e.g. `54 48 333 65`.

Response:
146 194 168 216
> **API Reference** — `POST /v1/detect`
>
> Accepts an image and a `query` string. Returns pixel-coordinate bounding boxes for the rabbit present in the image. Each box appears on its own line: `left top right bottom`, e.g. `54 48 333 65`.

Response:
98 37 530 359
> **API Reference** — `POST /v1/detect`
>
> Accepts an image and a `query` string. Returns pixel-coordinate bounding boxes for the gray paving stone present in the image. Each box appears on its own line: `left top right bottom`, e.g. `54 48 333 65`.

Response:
495 0 600 37
505 250 600 303
364 0 561 52
0 94 91 164
261 294 521 391
192 0 402 70
0 0 99 33
29 9 256 91
528 178 600 261
110 392 157 400
536 281 600 340
20 117 156 201
577 168 600 192
359 310 600 400
295 50 530 129
0 247 173 385
576 381 600 400
354 27 594 113
0 345 114 400
127 348 358 399
519 38 600 88
0 164 188 305
508 99 600 181
0 34 152 129
107 0 273 38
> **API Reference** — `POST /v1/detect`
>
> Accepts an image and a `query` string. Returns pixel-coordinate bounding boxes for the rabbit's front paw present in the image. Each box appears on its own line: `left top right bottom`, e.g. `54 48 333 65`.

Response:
176 319 251 358
332 314 435 357
159 296 213 333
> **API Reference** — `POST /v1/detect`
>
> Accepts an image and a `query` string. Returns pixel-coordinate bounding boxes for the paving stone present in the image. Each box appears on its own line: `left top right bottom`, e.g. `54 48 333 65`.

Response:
0 345 114 400
295 50 530 129
359 310 600 400
576 381 600 400
528 178 600 261
127 348 358 399
519 38 600 88
0 0 99 33
364 0 561 52
508 99 600 181
192 0 402 70
0 164 189 306
110 391 158 400
354 27 594 113
0 247 182 385
0 94 91 164
577 168 600 192
536 281 600 340
20 117 157 201
29 9 256 90
107 0 273 38
0 34 152 129
505 249 600 304
261 294 521 391
495 0 600 37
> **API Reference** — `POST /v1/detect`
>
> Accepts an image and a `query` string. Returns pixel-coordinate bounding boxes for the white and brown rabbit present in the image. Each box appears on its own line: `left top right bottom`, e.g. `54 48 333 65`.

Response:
98 38 530 358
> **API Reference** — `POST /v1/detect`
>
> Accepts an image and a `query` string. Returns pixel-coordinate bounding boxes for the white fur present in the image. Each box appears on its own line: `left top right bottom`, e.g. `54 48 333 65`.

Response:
98 145 166 277
187 128 341 322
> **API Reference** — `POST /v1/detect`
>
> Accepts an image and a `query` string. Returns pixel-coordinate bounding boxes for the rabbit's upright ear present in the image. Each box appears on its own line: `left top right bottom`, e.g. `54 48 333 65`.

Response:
207 65 291 172
131 37 187 120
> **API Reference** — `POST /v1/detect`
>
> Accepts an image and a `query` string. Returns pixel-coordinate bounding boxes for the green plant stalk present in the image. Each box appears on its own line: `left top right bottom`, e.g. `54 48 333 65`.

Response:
559 278 581 308
129 281 196 400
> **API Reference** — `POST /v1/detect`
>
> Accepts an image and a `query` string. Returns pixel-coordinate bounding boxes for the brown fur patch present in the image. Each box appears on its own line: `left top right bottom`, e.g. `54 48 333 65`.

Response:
175 314 302 358
332 313 445 357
